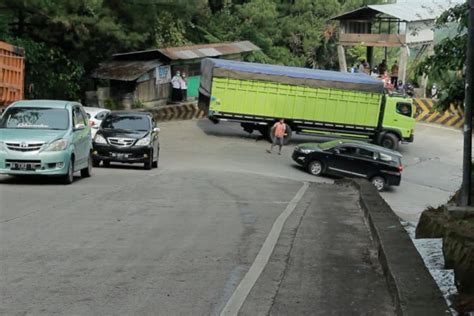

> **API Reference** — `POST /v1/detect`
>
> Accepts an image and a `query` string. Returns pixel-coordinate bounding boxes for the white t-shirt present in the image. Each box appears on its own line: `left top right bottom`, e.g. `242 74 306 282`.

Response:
180 77 187 90
171 76 181 89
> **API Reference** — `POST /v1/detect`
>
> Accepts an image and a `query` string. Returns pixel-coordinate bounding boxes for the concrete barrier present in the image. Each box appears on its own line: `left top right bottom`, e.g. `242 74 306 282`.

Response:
414 98 464 129
343 179 451 315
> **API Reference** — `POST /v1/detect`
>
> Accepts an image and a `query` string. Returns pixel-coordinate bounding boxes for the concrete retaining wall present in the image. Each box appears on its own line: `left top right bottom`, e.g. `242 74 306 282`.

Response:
344 179 451 315
414 98 464 129
147 102 206 122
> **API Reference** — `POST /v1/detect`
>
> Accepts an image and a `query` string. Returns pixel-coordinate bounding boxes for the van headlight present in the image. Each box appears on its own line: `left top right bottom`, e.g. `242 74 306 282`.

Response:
45 139 69 151
135 135 151 146
94 134 107 144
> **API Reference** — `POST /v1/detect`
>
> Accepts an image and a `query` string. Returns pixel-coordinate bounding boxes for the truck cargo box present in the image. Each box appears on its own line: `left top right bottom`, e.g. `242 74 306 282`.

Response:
0 41 25 108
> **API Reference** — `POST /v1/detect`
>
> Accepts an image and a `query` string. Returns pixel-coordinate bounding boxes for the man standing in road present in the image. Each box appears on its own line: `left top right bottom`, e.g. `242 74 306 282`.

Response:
267 119 286 155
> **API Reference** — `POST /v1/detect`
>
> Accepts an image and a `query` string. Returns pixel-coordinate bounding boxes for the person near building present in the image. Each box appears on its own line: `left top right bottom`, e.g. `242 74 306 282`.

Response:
390 61 399 86
171 71 182 102
358 60 366 73
180 72 188 101
266 119 286 155
378 59 387 75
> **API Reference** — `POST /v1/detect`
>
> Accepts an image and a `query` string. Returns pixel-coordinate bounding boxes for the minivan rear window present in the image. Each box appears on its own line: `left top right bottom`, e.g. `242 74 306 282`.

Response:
0 107 69 130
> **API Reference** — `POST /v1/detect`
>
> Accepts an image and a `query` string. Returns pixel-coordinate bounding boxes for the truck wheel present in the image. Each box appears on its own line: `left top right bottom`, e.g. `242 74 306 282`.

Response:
268 124 292 145
381 133 399 150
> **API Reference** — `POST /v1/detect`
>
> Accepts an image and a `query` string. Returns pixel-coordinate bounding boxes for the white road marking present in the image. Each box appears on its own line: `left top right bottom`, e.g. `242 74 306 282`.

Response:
220 181 310 316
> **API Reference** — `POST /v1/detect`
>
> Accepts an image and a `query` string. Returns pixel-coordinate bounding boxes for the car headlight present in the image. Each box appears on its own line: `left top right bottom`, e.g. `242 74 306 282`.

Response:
0 141 5 151
296 147 314 154
45 139 69 151
94 134 107 144
135 135 151 146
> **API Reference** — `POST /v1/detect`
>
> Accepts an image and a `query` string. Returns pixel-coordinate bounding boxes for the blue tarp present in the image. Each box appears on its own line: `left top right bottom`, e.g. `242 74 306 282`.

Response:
200 58 384 96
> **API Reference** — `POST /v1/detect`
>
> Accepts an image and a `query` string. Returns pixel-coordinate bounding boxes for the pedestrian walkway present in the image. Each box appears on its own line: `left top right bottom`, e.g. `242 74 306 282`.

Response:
240 183 396 315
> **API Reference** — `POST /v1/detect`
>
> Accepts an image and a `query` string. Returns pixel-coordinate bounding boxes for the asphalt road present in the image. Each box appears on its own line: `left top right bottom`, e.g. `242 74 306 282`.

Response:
0 119 462 314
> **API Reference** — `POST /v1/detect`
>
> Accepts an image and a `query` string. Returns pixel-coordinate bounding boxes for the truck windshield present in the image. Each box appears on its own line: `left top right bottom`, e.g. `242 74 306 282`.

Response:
0 107 69 130
101 115 150 131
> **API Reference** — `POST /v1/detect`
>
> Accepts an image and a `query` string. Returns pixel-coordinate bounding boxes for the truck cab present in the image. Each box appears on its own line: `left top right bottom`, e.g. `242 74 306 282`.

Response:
380 95 415 149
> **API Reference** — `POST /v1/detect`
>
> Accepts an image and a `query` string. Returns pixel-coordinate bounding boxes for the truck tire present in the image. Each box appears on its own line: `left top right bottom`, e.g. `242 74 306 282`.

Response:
268 124 292 145
380 133 399 151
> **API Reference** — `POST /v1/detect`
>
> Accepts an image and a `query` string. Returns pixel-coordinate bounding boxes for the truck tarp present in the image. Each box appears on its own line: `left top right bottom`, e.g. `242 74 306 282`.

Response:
200 58 384 97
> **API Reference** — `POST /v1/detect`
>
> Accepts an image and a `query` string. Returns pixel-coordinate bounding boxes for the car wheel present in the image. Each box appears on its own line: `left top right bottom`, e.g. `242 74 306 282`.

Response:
61 158 74 184
381 133 399 150
152 149 160 168
307 160 323 176
92 159 100 168
371 176 386 192
81 154 92 178
144 150 153 170
103 161 110 168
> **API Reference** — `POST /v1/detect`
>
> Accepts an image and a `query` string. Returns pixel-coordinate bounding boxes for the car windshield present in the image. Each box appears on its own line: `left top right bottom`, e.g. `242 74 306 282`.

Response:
0 107 69 130
101 115 150 131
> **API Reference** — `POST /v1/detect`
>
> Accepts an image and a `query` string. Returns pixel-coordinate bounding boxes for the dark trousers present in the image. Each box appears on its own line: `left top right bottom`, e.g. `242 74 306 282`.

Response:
391 76 398 86
181 89 187 101
172 88 182 102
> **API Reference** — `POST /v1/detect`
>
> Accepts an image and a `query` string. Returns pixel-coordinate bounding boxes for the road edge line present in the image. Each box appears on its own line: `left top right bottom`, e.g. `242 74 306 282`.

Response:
220 181 310 316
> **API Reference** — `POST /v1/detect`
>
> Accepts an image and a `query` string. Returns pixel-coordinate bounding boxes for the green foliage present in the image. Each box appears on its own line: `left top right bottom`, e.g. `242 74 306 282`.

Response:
416 1 468 110
104 99 120 110
1 0 388 100
132 99 145 109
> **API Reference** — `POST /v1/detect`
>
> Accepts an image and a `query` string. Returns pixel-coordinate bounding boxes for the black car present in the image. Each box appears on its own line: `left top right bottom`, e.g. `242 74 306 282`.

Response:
92 111 160 170
292 140 403 191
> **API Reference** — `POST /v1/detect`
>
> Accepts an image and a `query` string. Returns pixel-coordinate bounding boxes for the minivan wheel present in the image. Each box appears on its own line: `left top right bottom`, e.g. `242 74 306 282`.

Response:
92 159 100 168
308 160 323 176
103 161 110 168
371 176 386 191
81 154 92 178
61 159 74 184
144 151 153 170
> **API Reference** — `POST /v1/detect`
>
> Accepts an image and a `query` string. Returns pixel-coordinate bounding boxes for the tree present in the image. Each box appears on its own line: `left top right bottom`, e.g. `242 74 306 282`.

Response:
416 1 468 110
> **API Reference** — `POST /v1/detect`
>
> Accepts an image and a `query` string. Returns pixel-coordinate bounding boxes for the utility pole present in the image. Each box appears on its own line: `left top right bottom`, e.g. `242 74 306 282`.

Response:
460 0 474 206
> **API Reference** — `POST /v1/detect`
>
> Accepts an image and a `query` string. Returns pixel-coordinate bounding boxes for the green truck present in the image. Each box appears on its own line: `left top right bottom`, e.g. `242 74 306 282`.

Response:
198 58 415 150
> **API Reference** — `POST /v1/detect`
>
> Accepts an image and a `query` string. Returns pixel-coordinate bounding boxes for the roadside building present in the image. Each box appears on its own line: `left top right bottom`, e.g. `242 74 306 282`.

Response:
330 0 463 94
91 41 260 108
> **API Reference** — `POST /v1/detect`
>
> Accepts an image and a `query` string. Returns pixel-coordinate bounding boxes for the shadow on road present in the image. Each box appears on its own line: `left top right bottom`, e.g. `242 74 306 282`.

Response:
0 175 86 185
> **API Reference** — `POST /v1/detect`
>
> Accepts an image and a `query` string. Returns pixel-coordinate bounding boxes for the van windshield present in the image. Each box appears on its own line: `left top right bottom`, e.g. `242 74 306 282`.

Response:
0 107 69 130
101 115 150 131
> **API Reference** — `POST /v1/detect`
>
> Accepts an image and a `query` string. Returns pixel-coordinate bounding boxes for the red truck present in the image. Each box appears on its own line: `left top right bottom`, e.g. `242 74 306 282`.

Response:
0 41 25 109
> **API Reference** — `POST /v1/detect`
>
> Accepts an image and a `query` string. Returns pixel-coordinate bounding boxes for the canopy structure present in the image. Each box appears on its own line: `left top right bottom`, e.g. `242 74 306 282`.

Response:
330 0 464 88
200 58 384 97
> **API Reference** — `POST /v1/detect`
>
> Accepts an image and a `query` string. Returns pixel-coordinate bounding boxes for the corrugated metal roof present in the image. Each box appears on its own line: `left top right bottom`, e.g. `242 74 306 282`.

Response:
91 60 161 81
157 41 260 60
331 0 464 22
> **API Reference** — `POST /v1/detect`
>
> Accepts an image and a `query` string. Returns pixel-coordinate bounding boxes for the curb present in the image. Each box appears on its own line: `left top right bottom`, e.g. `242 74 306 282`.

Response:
341 179 451 315
146 102 206 122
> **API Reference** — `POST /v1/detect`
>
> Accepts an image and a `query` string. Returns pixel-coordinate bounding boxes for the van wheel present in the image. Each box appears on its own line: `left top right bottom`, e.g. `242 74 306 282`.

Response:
103 161 110 167
144 150 153 170
81 154 92 178
92 159 100 167
268 124 292 145
371 176 386 191
61 158 74 184
381 133 399 150
307 160 324 176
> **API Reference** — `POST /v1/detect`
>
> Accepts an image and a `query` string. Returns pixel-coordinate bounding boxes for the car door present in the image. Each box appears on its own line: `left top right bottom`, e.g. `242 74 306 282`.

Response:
353 148 379 179
327 146 366 178
72 106 88 167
